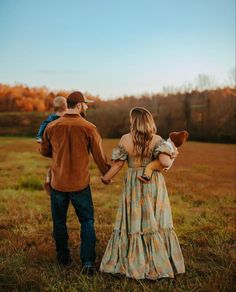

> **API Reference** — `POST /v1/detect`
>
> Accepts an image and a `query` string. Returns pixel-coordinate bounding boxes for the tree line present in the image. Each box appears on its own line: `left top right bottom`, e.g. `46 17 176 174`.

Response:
0 84 235 142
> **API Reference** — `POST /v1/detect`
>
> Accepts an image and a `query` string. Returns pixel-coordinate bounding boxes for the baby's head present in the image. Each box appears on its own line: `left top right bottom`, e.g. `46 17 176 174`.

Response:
53 96 67 114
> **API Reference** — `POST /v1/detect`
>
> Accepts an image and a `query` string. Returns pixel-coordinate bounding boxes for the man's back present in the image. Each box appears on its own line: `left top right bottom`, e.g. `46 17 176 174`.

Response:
40 113 109 191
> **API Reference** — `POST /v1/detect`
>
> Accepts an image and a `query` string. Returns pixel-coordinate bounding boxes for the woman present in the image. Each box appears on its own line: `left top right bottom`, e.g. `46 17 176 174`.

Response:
100 107 185 280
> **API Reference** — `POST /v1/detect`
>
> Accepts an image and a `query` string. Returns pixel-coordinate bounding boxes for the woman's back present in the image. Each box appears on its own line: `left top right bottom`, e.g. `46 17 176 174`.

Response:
119 133 163 167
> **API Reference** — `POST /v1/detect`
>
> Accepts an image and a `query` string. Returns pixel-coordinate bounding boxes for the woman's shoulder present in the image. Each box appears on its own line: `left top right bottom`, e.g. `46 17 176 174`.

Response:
121 132 132 139
152 134 163 144
112 140 128 161
119 133 132 144
149 134 164 154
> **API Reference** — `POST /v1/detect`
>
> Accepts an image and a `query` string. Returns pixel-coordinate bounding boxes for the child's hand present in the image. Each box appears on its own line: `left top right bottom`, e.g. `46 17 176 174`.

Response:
100 176 112 185
44 182 51 195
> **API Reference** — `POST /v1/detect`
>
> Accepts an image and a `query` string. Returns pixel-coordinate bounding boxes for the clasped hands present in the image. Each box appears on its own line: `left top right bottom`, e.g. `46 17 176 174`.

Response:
100 160 125 185
100 176 113 185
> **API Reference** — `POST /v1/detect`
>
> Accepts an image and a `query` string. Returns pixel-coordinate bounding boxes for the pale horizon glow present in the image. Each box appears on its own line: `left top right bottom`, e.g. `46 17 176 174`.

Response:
0 0 235 99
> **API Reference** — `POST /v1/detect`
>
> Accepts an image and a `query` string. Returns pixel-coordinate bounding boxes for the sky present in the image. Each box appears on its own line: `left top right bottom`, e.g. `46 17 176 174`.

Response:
0 0 235 99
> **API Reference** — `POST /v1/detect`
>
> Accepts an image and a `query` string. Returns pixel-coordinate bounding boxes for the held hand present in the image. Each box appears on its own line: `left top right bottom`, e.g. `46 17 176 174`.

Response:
100 176 112 185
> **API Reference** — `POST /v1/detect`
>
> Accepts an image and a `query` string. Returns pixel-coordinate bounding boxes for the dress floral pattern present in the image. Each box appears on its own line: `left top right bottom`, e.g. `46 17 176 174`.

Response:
100 142 185 280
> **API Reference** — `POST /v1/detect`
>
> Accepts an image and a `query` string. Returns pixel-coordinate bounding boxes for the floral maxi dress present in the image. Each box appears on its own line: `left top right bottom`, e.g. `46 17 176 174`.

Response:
100 141 185 280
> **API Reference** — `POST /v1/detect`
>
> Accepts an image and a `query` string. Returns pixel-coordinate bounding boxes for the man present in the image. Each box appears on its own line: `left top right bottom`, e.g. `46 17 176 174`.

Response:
40 91 110 274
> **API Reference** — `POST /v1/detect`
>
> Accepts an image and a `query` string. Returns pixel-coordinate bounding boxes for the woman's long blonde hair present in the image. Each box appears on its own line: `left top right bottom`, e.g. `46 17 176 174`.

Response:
130 107 157 158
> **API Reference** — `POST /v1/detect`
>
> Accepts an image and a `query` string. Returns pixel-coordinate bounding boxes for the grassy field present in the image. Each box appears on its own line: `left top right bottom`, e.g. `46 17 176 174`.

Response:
0 137 235 292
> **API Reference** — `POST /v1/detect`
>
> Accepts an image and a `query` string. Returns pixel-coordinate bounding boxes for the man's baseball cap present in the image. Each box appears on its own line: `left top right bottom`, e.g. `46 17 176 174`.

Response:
67 91 94 107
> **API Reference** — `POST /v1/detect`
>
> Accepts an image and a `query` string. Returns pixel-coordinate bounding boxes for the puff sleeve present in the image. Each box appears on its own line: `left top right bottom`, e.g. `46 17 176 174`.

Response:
152 139 175 159
111 144 128 161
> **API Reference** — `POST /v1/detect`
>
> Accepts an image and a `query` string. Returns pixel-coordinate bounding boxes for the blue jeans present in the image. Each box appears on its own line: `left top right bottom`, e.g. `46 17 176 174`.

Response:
50 185 96 265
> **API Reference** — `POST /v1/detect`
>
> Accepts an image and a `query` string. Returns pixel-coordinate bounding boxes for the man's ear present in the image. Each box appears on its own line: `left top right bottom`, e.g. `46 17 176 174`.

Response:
77 103 82 111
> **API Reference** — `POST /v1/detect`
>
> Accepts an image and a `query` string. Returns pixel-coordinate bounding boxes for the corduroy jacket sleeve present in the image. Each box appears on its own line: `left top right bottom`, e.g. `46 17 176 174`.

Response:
40 127 52 158
89 127 110 175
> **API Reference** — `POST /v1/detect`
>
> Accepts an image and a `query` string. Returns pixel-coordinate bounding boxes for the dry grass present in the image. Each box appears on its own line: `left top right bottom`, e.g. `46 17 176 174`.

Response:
0 137 235 291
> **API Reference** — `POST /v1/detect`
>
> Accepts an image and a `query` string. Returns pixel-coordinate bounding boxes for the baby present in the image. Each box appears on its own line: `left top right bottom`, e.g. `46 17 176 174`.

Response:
36 96 67 142
137 130 189 183
36 96 67 193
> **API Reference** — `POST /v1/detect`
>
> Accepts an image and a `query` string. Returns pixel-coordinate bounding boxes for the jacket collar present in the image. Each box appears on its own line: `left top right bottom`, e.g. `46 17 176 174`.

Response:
63 113 81 118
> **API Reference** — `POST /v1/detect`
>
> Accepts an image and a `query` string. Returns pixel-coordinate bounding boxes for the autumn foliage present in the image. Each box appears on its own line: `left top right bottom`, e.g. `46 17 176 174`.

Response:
0 84 99 112
0 83 235 142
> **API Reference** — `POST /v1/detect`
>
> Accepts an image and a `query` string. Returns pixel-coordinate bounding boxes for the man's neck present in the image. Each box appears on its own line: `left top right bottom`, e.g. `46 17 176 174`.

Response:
66 109 81 115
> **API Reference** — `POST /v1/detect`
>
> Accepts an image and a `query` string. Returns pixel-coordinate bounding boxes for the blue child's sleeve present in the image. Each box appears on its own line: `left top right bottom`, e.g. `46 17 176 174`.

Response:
36 113 59 140
36 119 49 140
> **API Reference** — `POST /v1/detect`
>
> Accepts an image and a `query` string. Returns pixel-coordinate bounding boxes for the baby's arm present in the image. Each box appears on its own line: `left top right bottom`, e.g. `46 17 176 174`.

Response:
159 154 174 170
101 160 125 184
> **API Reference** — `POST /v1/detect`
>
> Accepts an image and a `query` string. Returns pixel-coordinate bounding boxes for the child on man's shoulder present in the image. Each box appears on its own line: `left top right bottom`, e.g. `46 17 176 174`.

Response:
37 96 67 193
36 96 67 143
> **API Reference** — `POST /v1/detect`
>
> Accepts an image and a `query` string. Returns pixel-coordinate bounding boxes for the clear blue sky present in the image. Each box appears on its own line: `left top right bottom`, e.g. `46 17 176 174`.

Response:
0 0 235 99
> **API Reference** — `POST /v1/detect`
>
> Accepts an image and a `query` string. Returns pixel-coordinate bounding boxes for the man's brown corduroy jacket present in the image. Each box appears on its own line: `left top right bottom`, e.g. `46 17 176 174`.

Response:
40 113 110 192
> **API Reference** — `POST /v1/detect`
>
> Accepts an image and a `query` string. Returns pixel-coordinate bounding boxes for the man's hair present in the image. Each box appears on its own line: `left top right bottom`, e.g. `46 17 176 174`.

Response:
53 96 67 112
67 101 78 109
